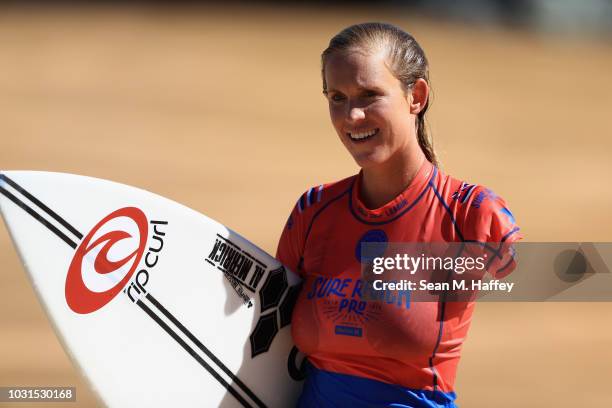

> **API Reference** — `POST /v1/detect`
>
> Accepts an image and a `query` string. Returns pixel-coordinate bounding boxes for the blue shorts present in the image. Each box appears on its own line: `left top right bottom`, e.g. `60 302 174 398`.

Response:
297 364 457 408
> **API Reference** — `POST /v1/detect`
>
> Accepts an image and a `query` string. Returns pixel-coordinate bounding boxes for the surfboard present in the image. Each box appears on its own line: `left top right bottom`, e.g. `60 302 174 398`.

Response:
0 171 305 408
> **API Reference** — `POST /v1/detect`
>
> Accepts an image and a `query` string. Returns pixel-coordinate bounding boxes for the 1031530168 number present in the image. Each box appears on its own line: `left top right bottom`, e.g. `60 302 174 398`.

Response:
0 387 76 402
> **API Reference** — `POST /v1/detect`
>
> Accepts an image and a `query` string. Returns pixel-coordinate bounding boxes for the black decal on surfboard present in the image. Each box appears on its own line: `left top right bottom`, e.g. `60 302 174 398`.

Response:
206 235 269 297
279 284 301 328
250 312 279 358
215 234 267 269
0 185 79 248
249 265 265 289
206 234 277 310
0 174 83 239
259 267 288 313
249 270 296 357
287 346 307 381
220 267 255 308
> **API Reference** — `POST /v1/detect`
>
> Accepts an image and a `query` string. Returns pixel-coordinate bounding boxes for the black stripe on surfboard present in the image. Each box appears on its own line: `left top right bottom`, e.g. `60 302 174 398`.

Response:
0 174 83 240
0 185 78 249
145 293 266 408
136 299 258 408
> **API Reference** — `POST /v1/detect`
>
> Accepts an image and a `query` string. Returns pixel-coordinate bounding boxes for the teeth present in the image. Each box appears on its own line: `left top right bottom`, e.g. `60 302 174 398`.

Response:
349 129 378 140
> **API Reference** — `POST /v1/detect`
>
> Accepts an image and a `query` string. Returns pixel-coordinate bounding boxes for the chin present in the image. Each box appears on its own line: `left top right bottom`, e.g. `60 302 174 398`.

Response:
351 152 390 169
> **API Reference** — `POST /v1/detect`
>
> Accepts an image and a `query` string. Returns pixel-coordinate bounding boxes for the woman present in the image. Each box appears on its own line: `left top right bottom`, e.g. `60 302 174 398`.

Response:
277 22 521 408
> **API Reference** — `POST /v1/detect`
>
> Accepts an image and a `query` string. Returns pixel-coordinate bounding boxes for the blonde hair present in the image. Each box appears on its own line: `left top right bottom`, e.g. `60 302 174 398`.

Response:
321 22 437 166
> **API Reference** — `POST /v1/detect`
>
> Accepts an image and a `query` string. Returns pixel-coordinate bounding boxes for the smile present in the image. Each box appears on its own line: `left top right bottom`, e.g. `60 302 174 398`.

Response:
348 128 379 142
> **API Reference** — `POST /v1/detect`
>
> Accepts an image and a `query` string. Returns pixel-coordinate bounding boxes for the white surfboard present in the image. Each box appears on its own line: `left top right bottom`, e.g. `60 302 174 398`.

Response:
0 171 305 408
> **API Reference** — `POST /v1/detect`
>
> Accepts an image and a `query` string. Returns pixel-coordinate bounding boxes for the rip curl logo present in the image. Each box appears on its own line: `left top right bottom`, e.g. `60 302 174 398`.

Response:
65 207 148 314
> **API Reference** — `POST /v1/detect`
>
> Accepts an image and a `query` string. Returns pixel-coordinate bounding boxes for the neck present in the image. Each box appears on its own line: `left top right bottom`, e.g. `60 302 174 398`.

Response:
360 150 426 209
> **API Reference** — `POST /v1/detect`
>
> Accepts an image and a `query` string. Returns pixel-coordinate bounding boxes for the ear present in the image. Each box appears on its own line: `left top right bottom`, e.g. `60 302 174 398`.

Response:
409 78 429 115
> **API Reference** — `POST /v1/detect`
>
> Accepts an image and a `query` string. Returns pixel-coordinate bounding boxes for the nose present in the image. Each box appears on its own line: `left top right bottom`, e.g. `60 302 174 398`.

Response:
347 106 366 123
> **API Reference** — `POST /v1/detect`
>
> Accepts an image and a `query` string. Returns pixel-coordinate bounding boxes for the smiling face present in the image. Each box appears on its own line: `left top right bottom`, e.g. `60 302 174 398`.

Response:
323 49 421 170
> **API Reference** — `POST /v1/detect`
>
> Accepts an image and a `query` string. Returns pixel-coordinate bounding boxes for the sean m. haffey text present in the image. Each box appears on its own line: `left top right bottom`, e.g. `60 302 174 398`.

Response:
370 253 515 293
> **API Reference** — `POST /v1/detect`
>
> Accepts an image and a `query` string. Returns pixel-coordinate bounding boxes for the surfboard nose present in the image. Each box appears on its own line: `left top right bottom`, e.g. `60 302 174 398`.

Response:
0 172 20 191
0 173 11 213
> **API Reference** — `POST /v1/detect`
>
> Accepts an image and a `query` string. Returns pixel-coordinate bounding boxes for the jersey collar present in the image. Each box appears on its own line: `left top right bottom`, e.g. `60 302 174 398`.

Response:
349 160 436 225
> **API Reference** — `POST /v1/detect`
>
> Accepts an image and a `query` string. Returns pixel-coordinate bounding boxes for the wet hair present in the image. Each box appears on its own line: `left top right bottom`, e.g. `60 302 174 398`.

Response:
321 22 438 166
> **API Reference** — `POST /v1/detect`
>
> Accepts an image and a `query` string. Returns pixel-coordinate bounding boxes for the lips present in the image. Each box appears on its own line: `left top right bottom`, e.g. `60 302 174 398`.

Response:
347 128 379 142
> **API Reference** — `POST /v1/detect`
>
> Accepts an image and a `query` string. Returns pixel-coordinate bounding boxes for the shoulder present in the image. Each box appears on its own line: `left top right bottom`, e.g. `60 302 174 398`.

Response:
277 175 356 267
441 171 521 243
293 175 354 216
281 175 355 235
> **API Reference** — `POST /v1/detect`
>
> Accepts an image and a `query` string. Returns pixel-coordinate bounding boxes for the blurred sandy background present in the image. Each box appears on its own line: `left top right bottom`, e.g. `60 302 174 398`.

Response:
1 3 611 407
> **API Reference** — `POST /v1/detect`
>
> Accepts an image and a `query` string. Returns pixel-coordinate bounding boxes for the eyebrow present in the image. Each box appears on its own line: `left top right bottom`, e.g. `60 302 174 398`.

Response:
325 85 384 94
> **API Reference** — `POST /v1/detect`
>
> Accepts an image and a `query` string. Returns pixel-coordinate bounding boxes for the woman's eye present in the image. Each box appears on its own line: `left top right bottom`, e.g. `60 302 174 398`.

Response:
331 94 345 102
364 91 378 98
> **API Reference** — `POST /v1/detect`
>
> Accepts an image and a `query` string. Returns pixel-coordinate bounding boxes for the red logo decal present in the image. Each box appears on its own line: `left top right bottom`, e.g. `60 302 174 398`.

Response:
66 207 148 314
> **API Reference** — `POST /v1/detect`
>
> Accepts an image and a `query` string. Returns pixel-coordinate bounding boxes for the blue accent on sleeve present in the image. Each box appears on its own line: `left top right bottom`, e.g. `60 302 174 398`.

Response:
297 365 457 408
307 187 314 207
460 185 476 204
501 227 520 242
500 207 516 225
